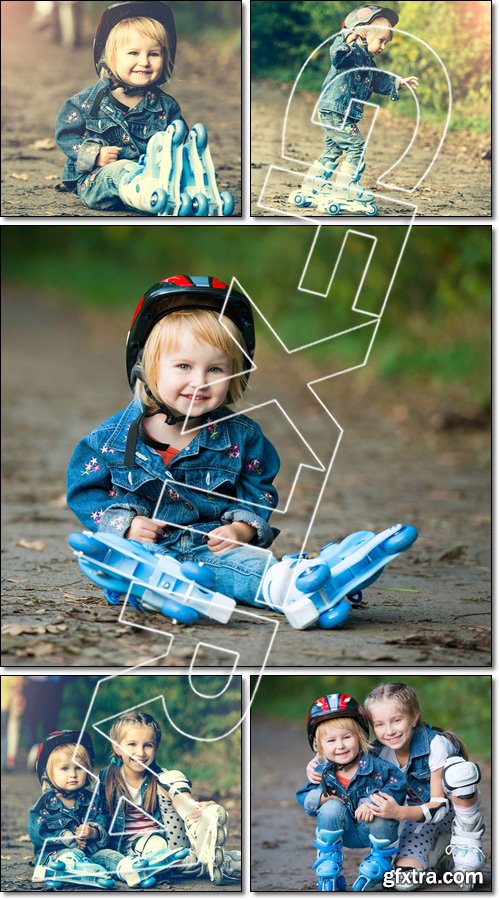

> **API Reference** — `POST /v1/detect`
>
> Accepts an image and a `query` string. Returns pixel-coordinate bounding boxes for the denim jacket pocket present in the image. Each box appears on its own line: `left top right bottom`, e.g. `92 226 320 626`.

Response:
128 118 164 143
85 117 124 147
111 466 161 501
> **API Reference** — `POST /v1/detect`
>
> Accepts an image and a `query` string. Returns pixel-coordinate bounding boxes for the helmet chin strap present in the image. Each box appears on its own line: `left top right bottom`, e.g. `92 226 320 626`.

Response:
98 60 164 96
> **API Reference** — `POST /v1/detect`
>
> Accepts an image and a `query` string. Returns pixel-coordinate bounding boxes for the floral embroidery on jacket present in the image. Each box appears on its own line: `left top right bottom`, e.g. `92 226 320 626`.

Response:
227 444 240 459
246 458 263 474
66 111 79 124
91 509 105 524
81 457 100 475
260 491 275 507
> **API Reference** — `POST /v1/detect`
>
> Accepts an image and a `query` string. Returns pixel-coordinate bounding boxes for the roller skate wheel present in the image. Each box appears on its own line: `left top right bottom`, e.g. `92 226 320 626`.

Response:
317 598 352 630
159 597 199 625
140 876 156 889
296 562 330 593
380 524 418 554
214 847 224 866
50 881 64 890
211 866 223 886
289 190 311 208
178 191 192 217
150 189 167 212
192 193 209 216
180 559 216 589
326 201 341 216
217 825 228 844
192 123 208 151
220 190 235 216
366 203 378 216
98 877 114 888
172 119 188 145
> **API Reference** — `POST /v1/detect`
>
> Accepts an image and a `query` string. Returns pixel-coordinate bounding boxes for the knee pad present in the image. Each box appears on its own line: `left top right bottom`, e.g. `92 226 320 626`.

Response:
132 832 169 856
442 757 481 799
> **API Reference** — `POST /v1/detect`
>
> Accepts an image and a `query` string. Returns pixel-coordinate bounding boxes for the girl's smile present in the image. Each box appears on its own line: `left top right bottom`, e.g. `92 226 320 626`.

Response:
319 722 361 767
369 699 419 754
113 29 164 87
114 724 157 783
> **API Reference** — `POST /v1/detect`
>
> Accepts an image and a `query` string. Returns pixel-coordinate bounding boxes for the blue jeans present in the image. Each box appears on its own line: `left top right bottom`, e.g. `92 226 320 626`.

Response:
318 799 399 848
170 538 278 607
317 110 366 172
92 848 124 873
76 160 137 211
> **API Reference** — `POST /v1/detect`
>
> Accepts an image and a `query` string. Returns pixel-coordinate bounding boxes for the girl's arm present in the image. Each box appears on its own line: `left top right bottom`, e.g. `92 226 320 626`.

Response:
157 770 202 822
67 432 153 533
55 97 105 175
369 768 447 823
220 426 280 548
370 69 400 101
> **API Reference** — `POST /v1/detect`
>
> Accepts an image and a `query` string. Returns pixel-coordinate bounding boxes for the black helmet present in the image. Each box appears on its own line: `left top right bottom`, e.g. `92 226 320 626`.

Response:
126 275 255 392
342 5 399 32
306 694 370 749
94 1 177 81
35 730 95 783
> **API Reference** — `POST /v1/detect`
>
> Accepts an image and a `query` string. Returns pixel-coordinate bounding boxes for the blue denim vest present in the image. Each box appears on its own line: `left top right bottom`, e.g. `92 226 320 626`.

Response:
28 788 109 863
373 723 460 805
67 401 280 549
55 80 182 188
296 751 407 818
319 36 398 120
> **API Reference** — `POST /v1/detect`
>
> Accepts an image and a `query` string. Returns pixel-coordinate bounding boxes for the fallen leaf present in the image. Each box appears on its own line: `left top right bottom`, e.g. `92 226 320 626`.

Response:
30 138 56 150
1 855 12 860
10 172 29 181
6 578 27 584
18 835 30 842
15 539 45 551
48 493 67 507
27 641 55 657
44 174 60 181
46 624 68 633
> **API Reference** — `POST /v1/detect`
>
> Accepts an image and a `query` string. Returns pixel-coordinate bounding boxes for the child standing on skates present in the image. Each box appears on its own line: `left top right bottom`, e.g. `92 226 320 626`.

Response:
28 730 116 889
363 682 485 889
297 693 406 891
55 1 233 216
297 4 419 215
67 274 417 629
97 711 240 886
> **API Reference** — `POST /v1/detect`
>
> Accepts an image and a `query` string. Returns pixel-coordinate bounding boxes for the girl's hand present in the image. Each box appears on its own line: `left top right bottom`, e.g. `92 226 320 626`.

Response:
206 522 257 554
125 516 166 543
367 791 402 820
306 755 322 784
400 76 419 90
74 824 97 841
96 146 122 167
185 802 203 822
355 802 375 823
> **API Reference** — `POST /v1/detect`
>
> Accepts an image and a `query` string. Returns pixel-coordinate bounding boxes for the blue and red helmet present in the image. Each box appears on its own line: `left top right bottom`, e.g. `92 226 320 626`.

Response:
126 275 255 391
306 694 369 748
94 1 177 82
342 5 399 33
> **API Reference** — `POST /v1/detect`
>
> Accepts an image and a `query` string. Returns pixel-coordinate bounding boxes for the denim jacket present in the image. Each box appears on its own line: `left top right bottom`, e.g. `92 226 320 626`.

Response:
319 35 399 120
296 752 407 818
28 787 109 864
373 723 460 805
67 401 280 549
55 80 182 189
97 763 190 853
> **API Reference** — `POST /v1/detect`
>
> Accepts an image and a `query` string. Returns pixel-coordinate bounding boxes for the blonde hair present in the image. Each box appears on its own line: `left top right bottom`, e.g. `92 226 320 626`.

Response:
315 717 372 757
105 713 161 816
103 17 171 83
135 307 248 411
364 682 468 758
43 743 92 793
365 16 393 39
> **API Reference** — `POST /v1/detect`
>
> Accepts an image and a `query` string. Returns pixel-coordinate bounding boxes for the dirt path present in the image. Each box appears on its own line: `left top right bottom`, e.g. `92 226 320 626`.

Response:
1 4 241 218
1 767 240 892
251 718 491 892
1 288 491 667
251 80 491 218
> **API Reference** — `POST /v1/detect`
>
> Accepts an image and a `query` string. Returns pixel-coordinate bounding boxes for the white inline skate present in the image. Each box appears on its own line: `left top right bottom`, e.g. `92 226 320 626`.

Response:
289 161 378 216
115 834 190 888
182 123 235 217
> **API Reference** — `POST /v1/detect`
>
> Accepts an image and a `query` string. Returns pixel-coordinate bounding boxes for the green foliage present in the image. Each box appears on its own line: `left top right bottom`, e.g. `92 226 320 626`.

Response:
57 676 241 794
250 675 492 761
1 224 491 408
251 1 491 134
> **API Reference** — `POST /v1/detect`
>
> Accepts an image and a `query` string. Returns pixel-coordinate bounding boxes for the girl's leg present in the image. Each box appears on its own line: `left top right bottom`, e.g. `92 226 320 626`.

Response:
351 818 400 892
314 800 346 890
186 543 277 608
317 111 345 172
76 160 141 211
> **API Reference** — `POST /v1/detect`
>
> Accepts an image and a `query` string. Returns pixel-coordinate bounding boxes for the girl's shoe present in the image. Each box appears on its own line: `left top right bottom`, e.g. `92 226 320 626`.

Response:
32 849 115 890
446 809 485 887
352 835 397 891
115 834 190 887
184 803 229 883
312 828 345 891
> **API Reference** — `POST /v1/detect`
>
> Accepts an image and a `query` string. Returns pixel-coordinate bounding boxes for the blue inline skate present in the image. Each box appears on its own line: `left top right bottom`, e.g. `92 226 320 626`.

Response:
32 849 115 890
352 835 397 891
181 123 235 216
312 829 346 891
116 835 190 888
261 523 418 629
67 531 236 624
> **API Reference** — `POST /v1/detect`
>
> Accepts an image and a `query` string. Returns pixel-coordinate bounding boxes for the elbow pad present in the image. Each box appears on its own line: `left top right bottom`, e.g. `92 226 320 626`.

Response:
157 769 192 794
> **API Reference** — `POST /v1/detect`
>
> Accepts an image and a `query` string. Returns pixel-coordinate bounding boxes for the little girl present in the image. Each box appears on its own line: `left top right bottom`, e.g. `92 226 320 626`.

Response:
98 711 240 886
55 1 233 216
296 693 407 891
363 683 485 889
28 730 116 889
67 274 417 629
